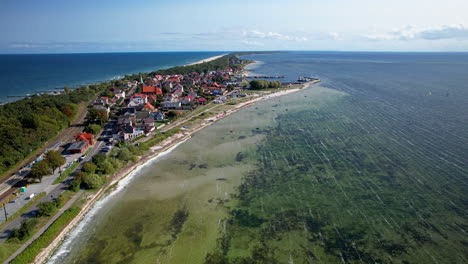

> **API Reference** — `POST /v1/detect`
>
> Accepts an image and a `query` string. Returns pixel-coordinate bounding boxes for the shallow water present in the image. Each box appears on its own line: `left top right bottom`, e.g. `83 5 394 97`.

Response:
49 52 468 264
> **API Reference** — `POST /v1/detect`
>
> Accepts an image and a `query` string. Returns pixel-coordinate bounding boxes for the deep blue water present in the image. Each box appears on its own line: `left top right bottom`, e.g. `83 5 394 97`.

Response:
0 52 224 103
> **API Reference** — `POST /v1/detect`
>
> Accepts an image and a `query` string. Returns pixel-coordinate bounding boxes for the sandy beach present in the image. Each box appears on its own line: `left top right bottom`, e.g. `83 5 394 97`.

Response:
35 79 319 264
186 54 227 66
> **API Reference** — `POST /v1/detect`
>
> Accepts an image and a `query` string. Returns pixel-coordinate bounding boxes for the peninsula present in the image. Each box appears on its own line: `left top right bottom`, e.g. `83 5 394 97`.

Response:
0 53 319 263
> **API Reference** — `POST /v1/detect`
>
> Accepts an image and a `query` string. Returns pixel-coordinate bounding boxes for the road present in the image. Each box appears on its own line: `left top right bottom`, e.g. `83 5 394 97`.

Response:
0 103 90 205
4 190 84 264
0 138 105 241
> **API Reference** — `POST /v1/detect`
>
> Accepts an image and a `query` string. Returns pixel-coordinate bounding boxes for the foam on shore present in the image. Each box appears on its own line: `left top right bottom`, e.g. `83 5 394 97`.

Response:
45 137 190 263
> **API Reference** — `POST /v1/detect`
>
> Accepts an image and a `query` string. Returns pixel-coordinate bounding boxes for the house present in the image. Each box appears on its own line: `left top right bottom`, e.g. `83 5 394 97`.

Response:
196 97 208 105
151 111 166 121
171 84 184 97
67 132 94 154
110 87 126 99
142 85 163 96
137 118 155 134
121 107 136 115
162 100 181 109
128 94 148 107
180 96 193 105
113 125 144 141
188 89 198 98
141 102 156 112
161 94 181 109
93 97 111 113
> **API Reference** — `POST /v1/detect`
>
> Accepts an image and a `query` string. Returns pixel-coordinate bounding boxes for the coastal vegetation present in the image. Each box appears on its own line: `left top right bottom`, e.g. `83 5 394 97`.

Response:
0 86 101 177
10 207 80 264
249 80 282 89
0 191 76 262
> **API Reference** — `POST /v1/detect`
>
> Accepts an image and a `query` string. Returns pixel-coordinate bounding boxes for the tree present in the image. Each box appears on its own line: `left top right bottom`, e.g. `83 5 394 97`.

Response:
37 200 57 217
82 162 97 173
30 160 50 182
92 153 107 167
82 173 105 189
45 150 65 173
249 80 269 90
86 124 102 135
167 110 178 119
61 106 74 119
9 219 38 241
87 108 108 126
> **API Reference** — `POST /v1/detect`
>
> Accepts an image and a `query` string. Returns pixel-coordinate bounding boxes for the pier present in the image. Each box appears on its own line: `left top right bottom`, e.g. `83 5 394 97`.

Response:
249 75 285 79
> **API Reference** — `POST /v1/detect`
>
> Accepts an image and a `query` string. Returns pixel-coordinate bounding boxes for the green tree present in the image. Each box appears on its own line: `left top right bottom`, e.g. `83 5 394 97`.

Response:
82 162 97 173
167 110 178 119
92 153 107 167
9 219 38 241
37 201 57 217
30 160 50 182
249 80 269 89
86 124 102 135
81 173 105 189
45 150 65 173
87 108 108 126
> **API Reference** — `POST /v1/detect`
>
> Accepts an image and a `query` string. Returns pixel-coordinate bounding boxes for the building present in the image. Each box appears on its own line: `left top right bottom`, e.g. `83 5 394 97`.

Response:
67 132 94 154
128 94 148 107
142 85 163 96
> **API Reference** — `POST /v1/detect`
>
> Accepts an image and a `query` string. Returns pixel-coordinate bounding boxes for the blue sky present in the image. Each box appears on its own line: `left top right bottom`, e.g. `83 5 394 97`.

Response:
1 0 468 53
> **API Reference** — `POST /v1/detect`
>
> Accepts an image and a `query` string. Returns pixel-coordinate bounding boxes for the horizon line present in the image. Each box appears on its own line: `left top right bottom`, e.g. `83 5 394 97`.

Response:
2 50 468 55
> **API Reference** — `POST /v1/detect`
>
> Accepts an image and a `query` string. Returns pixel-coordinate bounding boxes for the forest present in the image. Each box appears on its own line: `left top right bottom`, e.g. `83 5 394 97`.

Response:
0 85 102 176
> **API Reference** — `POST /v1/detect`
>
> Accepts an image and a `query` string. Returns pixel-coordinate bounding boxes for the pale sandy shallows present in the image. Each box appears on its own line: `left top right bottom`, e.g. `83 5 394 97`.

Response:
35 80 319 264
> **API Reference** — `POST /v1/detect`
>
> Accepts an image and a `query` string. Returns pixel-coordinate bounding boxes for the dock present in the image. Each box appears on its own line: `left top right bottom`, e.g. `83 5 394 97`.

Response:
249 75 285 79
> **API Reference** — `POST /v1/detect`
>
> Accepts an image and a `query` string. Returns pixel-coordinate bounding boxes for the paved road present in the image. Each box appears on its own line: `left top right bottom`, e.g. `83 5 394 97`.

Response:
0 140 105 242
4 190 84 264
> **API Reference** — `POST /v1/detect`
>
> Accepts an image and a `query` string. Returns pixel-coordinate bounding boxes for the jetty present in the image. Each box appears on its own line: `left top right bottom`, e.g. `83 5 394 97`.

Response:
249 75 285 79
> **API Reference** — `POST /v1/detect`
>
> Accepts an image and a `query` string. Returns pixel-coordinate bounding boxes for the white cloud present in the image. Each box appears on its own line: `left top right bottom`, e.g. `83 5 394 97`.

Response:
240 40 264 46
327 32 342 40
364 24 468 41
242 30 308 42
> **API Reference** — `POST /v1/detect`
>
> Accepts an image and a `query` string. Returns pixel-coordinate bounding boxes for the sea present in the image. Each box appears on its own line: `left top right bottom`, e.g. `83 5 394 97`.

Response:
0 52 225 104
46 51 468 264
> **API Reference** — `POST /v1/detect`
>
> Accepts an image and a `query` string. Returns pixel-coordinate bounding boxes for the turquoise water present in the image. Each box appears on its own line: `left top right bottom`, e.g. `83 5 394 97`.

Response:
48 52 468 263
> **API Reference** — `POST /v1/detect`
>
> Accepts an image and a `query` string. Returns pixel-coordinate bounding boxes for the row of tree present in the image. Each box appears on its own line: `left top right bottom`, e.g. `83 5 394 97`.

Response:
249 80 282 89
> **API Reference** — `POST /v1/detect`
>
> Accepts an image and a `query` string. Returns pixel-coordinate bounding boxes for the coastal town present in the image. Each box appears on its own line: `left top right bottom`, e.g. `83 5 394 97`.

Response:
0 54 319 263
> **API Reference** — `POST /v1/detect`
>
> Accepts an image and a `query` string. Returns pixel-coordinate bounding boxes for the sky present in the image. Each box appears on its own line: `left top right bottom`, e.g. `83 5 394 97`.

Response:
1 0 468 53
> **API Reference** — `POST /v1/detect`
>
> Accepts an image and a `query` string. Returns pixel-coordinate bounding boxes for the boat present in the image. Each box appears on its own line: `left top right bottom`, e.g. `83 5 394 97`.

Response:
297 76 317 82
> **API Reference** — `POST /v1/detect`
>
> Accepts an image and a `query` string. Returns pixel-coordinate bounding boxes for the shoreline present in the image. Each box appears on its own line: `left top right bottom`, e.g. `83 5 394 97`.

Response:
36 79 320 264
186 54 227 66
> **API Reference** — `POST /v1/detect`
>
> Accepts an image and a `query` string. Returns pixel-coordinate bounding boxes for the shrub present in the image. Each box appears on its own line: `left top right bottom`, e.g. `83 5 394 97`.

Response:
9 218 38 241
37 201 57 217
10 208 80 264
81 173 105 189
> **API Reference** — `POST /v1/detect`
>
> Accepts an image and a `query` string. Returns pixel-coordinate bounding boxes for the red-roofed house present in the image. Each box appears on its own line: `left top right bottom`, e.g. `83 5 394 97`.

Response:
142 86 163 96
142 102 156 112
196 97 208 105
